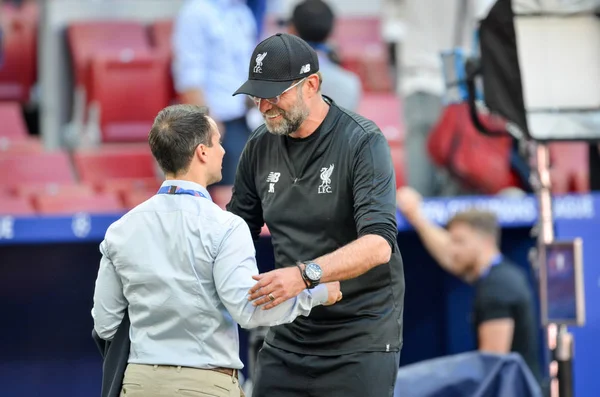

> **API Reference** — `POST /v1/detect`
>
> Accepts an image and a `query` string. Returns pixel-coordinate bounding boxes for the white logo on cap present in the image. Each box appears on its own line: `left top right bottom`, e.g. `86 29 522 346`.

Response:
254 52 267 74
300 63 311 74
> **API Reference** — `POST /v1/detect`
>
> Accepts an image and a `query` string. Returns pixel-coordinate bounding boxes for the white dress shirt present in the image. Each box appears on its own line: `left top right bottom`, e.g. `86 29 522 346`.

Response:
92 179 327 370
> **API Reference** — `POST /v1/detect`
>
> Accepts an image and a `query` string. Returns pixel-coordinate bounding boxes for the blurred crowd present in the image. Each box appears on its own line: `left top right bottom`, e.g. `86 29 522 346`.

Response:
0 0 597 208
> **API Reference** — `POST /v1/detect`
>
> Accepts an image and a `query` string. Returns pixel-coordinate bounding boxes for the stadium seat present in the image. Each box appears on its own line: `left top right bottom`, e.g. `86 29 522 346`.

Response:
73 145 157 184
148 19 176 102
331 17 382 44
67 21 151 96
34 192 124 215
0 102 29 140
0 137 43 154
122 189 155 210
12 182 95 199
358 94 404 144
149 19 174 56
0 7 37 103
339 43 393 92
88 52 170 142
0 196 35 215
549 142 589 194
388 142 406 188
0 152 75 193
98 177 161 196
210 185 233 210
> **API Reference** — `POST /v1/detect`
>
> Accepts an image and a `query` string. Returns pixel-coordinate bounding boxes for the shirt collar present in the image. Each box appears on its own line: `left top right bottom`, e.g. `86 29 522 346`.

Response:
160 179 212 201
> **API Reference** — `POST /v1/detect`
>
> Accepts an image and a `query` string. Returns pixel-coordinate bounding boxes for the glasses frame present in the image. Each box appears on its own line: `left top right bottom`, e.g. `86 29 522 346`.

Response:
250 77 307 107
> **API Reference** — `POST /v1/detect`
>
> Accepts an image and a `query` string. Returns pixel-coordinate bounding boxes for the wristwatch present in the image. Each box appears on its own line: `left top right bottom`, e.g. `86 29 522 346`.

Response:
300 261 322 289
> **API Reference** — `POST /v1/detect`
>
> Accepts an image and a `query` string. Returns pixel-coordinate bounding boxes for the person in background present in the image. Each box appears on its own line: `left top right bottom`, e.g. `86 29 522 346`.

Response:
91 104 342 397
396 186 544 389
397 0 476 197
246 0 267 38
287 0 362 112
172 0 257 186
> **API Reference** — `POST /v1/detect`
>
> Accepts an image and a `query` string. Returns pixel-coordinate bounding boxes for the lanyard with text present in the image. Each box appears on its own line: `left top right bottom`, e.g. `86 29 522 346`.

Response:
156 185 211 201
480 254 503 279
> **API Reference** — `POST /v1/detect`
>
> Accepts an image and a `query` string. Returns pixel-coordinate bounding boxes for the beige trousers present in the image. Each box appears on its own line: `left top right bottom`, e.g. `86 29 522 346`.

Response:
120 364 244 397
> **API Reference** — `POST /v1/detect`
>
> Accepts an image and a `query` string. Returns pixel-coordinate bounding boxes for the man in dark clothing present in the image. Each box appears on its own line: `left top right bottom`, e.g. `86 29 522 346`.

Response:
227 33 405 397
396 187 543 387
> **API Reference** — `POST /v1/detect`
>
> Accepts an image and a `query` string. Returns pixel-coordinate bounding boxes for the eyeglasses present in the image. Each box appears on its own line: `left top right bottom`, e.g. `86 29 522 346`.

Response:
250 78 306 107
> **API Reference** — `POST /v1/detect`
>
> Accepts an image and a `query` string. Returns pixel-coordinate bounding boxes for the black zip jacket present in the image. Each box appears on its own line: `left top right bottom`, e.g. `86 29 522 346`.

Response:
227 97 405 356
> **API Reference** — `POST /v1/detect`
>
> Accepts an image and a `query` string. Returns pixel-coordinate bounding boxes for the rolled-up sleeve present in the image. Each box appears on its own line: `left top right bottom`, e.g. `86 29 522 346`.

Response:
91 240 127 340
352 131 399 250
213 218 327 329
171 4 209 93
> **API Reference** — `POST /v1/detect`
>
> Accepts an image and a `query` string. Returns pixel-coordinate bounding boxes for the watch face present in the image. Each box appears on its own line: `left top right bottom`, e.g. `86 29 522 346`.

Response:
305 263 322 281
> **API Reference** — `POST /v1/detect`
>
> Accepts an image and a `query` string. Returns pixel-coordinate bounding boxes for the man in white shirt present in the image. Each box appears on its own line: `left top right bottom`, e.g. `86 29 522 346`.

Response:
91 104 342 397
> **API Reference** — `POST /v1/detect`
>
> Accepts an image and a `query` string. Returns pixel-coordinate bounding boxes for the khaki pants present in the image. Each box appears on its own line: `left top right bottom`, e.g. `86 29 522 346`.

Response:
120 364 244 397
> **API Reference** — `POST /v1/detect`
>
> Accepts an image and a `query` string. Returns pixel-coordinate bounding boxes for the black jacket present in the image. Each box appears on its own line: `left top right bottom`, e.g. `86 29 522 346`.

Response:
92 311 131 397
227 97 405 356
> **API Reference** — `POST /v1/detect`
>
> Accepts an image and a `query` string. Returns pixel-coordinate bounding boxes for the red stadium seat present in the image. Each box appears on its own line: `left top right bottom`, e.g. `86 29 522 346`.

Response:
148 19 176 102
67 21 151 96
0 102 29 140
88 52 170 142
122 189 155 209
149 19 174 56
73 145 157 184
35 192 124 215
0 152 75 193
210 185 233 210
549 143 589 194
98 177 161 196
0 137 42 154
331 17 382 45
330 17 391 93
12 182 95 199
388 142 406 188
0 196 35 215
0 7 37 103
260 225 271 237
358 94 404 144
339 43 393 92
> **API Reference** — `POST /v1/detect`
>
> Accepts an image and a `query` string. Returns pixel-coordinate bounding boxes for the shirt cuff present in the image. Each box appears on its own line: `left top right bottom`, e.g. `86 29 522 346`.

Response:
309 284 328 307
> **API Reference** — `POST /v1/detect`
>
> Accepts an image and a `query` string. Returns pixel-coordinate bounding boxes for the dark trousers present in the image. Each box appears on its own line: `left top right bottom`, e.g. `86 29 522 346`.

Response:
220 117 250 186
252 342 400 397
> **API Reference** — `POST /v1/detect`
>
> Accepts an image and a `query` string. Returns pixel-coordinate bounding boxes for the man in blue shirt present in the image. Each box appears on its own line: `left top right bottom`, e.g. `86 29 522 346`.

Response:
172 0 257 185
91 104 342 397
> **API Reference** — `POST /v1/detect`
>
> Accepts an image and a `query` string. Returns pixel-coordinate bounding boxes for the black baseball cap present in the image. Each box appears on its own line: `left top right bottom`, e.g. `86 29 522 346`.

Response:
232 33 320 99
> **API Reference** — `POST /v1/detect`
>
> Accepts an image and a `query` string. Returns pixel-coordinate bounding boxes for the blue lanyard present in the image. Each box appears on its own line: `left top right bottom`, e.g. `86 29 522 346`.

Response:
480 254 503 279
156 185 211 201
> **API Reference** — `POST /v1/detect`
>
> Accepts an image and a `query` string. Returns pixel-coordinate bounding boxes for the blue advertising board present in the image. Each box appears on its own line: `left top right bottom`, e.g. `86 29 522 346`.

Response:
0 193 598 397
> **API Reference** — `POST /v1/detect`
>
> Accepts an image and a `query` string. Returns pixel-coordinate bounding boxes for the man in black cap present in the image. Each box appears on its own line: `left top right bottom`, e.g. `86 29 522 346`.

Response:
227 32 404 397
287 0 362 111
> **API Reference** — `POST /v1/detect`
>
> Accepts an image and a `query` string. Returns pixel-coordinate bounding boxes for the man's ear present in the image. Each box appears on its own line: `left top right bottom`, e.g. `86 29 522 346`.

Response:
306 74 320 97
196 144 208 164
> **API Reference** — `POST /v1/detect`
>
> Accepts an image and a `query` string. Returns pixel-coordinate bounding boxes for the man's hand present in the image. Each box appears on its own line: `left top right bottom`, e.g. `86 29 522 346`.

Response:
396 186 423 222
323 281 343 306
248 267 306 310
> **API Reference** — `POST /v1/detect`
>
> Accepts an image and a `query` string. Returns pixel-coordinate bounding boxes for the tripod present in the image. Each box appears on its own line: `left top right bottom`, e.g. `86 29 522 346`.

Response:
529 142 575 397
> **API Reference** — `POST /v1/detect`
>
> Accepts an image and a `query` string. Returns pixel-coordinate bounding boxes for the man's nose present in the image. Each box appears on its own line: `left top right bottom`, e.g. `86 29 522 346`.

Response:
259 99 273 114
